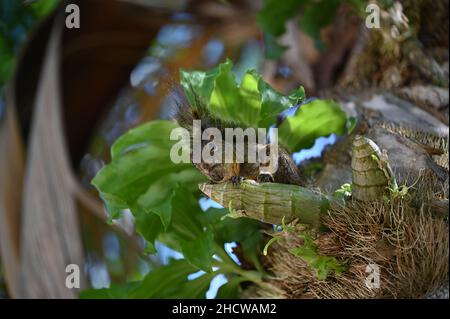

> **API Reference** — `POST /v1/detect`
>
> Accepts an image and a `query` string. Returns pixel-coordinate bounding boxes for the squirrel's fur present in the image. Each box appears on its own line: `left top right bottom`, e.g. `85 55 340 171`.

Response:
172 88 302 185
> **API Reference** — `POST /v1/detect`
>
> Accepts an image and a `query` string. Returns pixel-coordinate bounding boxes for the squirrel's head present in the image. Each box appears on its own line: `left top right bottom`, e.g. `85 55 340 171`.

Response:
192 138 236 182
195 162 228 182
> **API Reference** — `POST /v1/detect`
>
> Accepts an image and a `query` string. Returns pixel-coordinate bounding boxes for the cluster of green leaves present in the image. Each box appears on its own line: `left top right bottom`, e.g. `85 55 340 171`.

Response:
181 59 348 152
256 0 366 58
290 233 347 280
0 0 60 91
263 217 346 280
88 119 264 298
88 60 349 298
181 59 305 129
386 174 421 202
333 182 352 200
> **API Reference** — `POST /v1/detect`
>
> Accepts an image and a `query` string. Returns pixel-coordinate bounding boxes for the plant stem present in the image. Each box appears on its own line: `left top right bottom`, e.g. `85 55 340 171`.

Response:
213 244 263 285
200 180 333 226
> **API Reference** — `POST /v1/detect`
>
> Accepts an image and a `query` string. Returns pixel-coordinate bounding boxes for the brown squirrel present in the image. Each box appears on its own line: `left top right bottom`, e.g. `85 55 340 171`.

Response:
173 91 302 186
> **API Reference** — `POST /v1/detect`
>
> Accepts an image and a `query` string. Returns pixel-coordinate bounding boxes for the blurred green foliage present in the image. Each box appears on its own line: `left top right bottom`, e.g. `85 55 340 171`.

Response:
81 259 207 299
257 0 366 58
0 0 60 90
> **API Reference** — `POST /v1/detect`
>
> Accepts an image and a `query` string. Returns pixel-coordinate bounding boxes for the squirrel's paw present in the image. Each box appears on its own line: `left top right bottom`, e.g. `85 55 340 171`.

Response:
257 173 274 183
231 176 244 186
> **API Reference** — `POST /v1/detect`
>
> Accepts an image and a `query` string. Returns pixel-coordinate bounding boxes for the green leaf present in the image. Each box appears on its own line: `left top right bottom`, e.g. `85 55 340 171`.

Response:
150 198 173 230
31 0 60 18
168 187 204 241
182 230 215 272
93 126 177 211
257 0 366 56
0 0 61 87
92 120 207 251
208 213 263 267
287 86 306 105
299 0 341 44
129 259 198 298
278 99 347 152
177 273 215 299
79 282 141 299
216 276 246 299
209 62 261 127
144 240 157 254
333 183 352 200
135 208 164 246
92 120 203 219
110 120 179 159
237 71 262 126
257 0 299 58
97 192 128 221
204 211 262 247
199 207 228 226
263 236 282 256
81 259 243 299
0 36 13 85
199 208 264 270
137 183 207 251
256 0 304 37
180 64 221 106
181 60 303 129
137 177 177 230
257 77 304 128
347 116 358 134
290 233 346 280
81 260 209 299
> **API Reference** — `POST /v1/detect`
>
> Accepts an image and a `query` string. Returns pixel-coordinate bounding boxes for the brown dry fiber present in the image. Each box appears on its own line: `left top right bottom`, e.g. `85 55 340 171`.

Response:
262 177 448 299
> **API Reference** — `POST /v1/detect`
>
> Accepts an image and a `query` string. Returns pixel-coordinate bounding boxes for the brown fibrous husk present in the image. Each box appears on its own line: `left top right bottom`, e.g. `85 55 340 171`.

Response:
255 173 448 299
